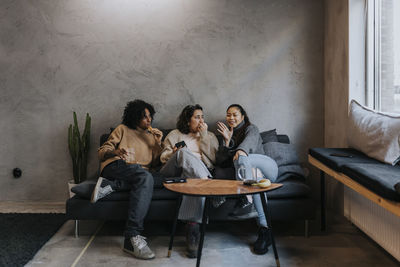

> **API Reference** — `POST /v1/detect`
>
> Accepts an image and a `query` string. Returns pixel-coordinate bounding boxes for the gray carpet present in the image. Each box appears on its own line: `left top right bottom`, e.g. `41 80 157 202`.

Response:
0 213 66 267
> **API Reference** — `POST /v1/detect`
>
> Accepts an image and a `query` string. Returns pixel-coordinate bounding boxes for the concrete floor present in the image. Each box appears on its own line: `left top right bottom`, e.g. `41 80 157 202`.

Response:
26 218 399 267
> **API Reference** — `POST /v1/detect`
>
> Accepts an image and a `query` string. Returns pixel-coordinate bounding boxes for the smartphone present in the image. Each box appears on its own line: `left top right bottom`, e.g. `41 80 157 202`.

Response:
175 141 186 149
330 153 353 158
164 178 187 184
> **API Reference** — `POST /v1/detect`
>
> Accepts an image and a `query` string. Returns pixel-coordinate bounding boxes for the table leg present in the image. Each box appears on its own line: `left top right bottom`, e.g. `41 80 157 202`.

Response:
260 192 280 267
320 171 326 231
168 196 182 257
196 197 209 267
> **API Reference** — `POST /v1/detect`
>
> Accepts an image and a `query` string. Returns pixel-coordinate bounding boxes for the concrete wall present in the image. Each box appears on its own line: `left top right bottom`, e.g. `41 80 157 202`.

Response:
0 0 324 201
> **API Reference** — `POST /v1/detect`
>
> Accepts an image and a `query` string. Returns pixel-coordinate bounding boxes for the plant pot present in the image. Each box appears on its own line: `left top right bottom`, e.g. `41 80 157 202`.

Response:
68 180 76 198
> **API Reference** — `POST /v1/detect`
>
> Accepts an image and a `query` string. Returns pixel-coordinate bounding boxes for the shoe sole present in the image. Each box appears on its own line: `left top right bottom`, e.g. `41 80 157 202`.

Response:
91 177 104 203
253 247 269 255
123 248 155 260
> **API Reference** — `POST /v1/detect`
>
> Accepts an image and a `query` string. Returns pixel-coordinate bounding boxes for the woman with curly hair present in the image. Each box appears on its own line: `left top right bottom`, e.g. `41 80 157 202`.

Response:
92 99 163 260
160 104 218 258
216 104 278 255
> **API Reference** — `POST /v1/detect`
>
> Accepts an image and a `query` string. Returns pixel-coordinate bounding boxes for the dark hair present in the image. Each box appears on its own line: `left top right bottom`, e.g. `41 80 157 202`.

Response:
122 99 155 129
227 104 251 145
177 104 203 134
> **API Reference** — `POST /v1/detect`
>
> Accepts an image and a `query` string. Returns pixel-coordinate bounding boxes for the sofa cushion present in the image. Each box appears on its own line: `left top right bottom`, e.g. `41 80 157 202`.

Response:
266 178 311 199
72 179 311 201
341 163 400 202
347 100 400 165
71 172 170 200
72 182 179 201
276 134 290 144
309 148 378 172
260 129 278 144
70 180 96 198
263 142 304 179
263 142 299 166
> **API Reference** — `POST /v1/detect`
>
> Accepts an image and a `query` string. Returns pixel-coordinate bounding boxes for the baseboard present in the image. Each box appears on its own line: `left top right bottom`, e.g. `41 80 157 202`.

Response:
0 201 65 213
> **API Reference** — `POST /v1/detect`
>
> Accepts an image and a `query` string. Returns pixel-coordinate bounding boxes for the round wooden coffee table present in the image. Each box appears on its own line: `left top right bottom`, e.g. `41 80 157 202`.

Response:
164 178 283 267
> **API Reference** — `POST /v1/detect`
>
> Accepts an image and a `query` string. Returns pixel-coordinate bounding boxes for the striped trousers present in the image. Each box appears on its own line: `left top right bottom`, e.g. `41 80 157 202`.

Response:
160 147 211 223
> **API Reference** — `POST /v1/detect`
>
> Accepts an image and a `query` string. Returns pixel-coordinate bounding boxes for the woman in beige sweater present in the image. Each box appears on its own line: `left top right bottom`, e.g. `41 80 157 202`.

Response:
160 104 218 258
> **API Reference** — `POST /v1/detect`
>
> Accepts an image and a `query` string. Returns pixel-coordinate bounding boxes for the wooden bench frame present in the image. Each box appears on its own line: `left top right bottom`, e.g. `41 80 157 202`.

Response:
308 155 400 230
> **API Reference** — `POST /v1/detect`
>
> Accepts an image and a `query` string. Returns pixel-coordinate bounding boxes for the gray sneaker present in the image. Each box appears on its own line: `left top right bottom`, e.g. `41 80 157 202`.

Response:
228 197 258 220
211 196 226 208
90 177 114 203
123 235 155 260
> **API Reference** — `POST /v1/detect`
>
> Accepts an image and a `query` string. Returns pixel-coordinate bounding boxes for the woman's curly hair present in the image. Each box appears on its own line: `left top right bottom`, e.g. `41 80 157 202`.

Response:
122 100 155 129
176 104 203 134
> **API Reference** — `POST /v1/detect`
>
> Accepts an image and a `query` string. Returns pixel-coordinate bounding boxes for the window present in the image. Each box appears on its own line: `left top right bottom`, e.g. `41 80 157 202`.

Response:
366 0 400 113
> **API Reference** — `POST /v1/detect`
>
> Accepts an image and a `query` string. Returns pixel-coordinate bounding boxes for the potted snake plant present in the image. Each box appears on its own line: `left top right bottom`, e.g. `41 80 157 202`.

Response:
68 112 91 197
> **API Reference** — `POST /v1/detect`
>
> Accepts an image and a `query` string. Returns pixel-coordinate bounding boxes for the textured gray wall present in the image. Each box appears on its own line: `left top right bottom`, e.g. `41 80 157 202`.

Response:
0 0 324 201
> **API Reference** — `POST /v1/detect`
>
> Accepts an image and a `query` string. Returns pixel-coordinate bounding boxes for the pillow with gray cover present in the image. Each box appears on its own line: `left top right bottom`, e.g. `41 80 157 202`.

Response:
71 180 96 199
260 129 278 144
263 142 304 178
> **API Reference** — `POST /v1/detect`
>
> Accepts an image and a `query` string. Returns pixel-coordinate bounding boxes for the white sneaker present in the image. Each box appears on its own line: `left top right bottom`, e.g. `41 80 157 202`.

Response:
90 177 114 203
123 235 155 260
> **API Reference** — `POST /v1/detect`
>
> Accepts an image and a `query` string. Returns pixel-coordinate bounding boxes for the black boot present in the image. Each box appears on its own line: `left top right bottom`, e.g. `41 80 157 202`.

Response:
186 222 200 258
253 227 272 255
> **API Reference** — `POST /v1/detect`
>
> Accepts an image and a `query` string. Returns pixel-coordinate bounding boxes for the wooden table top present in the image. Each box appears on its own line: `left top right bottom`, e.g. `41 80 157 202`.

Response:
163 178 283 197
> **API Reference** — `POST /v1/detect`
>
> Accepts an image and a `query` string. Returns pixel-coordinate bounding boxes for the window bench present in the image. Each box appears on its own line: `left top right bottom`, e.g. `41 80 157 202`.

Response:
308 148 400 231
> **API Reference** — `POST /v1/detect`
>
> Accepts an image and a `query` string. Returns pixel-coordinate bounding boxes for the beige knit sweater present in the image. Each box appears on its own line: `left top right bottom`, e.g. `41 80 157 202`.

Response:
160 129 219 169
98 124 162 172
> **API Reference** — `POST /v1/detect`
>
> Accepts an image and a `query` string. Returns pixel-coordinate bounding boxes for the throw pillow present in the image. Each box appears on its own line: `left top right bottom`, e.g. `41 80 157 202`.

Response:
263 141 305 179
263 142 299 166
260 129 278 144
71 180 96 199
347 100 400 165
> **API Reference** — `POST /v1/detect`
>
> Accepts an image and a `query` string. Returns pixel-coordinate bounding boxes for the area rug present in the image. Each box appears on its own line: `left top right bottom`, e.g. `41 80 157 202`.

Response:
0 213 66 267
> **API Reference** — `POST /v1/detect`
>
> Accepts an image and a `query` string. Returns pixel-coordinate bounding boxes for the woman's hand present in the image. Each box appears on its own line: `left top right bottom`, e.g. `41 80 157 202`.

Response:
233 149 247 161
198 122 208 135
217 122 233 146
151 128 163 145
114 148 128 161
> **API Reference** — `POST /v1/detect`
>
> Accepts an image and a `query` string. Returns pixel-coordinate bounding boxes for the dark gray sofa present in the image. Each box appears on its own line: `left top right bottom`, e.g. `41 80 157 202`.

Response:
66 130 316 236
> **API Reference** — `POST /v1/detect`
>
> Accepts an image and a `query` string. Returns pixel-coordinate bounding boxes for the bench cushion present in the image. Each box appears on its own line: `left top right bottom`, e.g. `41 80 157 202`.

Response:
309 148 378 172
341 163 400 202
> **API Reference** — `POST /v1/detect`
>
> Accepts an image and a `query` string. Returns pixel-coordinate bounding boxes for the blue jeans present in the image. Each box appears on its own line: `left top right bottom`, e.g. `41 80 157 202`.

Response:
234 154 278 227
